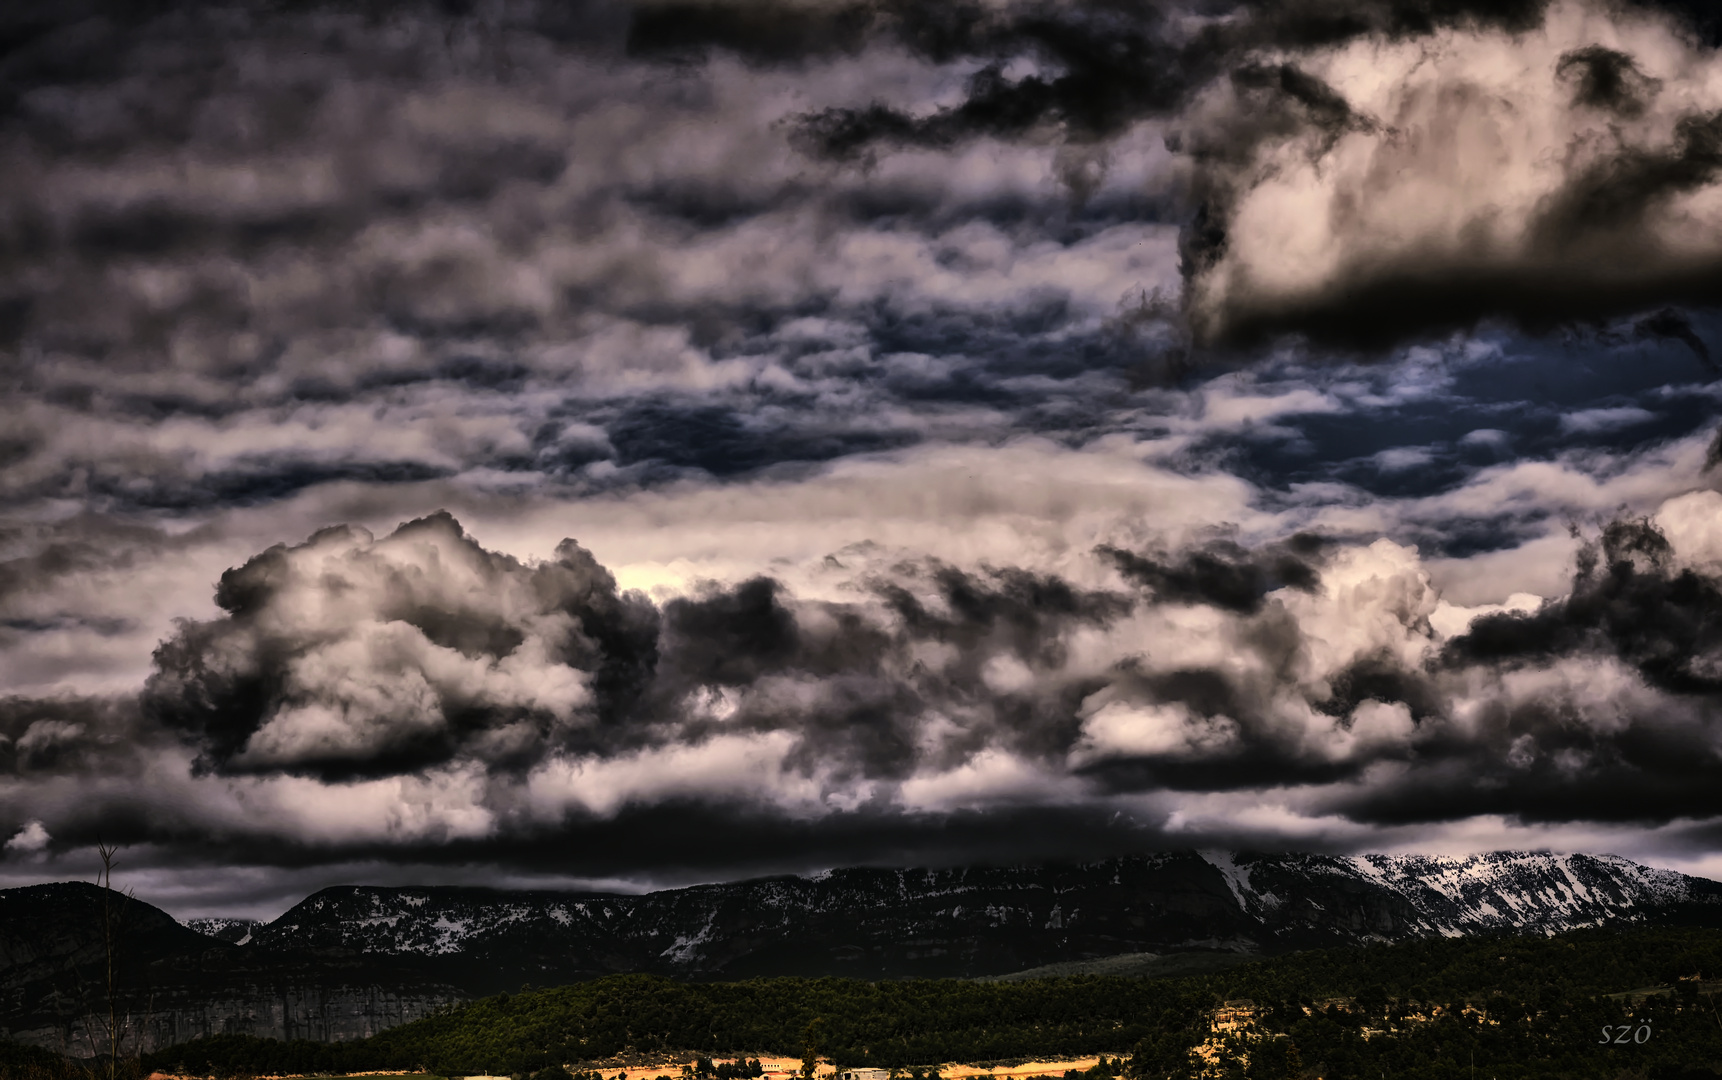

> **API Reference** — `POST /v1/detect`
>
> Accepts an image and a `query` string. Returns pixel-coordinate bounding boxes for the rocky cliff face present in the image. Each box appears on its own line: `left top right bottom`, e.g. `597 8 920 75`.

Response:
5 978 458 1055
0 884 459 1054
5 851 1719 1053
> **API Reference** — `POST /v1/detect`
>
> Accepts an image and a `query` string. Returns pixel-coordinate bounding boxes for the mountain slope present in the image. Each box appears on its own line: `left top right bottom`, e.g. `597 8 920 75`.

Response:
244 851 1722 987
6 851 1720 1052
0 882 220 986
1200 851 1718 939
0 884 461 1054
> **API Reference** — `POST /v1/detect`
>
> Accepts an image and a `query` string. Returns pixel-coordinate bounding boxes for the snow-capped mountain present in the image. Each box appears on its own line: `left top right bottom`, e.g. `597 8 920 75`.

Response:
4 851 1719 1053
1196 850 1714 938
182 916 262 944
241 850 1722 986
1331 852 1705 933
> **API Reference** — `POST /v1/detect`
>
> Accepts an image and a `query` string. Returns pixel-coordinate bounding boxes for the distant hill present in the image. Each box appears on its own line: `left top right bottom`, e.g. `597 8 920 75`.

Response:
0 883 461 1054
5 851 1721 1054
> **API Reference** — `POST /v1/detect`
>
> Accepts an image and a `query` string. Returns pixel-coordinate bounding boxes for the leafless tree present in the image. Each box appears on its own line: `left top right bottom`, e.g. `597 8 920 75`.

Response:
80 842 147 1080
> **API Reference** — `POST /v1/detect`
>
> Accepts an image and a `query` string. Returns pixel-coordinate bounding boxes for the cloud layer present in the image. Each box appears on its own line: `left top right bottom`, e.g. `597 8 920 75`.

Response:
9 499 1722 911
1 0 1722 915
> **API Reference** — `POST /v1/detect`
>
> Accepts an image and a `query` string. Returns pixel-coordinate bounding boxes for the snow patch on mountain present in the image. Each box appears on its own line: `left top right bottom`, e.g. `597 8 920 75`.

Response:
660 915 717 964
182 917 261 945
1200 850 1254 911
1330 852 1698 937
233 852 1722 975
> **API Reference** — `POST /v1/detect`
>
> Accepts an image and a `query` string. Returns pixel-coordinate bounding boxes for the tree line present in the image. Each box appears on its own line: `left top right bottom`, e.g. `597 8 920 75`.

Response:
6 925 1722 1080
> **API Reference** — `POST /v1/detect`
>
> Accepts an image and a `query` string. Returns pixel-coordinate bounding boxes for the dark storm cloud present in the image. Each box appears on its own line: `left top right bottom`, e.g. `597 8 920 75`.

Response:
1557 44 1663 116
1446 518 1722 695
261 802 1183 883
1175 5 1722 351
791 36 1183 159
1 514 1144 864
654 0 1722 357
1532 111 1722 249
121 461 456 511
1226 61 1375 144
0 0 1201 515
0 695 148 776
1296 517 1722 828
625 0 884 61
6 0 1713 532
659 578 804 686
1096 533 1325 613
781 0 1543 161
874 561 1132 664
1087 515 1722 824
628 0 1557 70
1316 649 1445 722
64 514 1127 792
0 505 1707 876
129 512 1121 794
143 511 662 780
1630 308 1713 367
1320 664 1722 828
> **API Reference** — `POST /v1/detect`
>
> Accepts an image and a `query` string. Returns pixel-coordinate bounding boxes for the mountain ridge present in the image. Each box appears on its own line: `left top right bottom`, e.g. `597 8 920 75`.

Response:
5 850 1721 1053
230 850 1722 974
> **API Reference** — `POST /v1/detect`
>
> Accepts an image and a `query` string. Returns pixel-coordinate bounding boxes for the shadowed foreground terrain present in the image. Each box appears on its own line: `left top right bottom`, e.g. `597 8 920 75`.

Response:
9 925 1715 1080
8 852 1722 1060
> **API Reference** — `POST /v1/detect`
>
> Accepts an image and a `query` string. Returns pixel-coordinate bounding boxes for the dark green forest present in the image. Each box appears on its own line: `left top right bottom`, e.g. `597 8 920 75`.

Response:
10 926 1722 1080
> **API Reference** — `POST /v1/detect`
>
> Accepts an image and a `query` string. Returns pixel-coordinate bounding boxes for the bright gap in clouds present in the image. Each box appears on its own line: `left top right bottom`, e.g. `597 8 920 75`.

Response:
1 0 1721 916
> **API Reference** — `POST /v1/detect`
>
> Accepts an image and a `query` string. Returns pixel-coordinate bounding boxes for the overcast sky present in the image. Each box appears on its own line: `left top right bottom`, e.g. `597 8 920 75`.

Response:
4 0 1722 921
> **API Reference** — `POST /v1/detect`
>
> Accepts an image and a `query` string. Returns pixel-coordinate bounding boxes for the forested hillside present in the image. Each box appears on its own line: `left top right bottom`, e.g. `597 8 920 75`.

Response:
11 926 1720 1080
140 975 1197 1078
9 854 1721 1054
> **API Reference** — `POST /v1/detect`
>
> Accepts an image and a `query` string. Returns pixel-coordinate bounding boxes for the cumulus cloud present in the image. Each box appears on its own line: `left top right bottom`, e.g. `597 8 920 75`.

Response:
1181 0 1722 349
143 511 658 779
0 503 1714 893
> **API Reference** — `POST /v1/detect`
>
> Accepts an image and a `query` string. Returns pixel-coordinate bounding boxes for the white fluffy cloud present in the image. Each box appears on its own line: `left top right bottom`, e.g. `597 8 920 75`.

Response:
1186 1 1722 346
